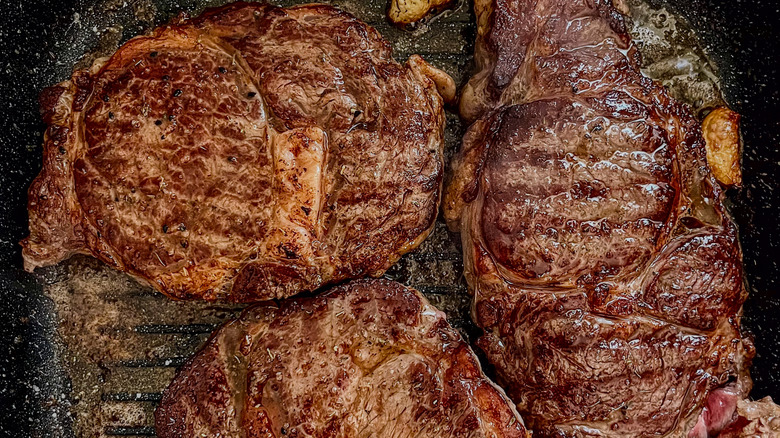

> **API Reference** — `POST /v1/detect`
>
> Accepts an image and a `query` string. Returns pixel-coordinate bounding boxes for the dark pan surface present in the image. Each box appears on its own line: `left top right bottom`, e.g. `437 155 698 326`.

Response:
1 0 778 436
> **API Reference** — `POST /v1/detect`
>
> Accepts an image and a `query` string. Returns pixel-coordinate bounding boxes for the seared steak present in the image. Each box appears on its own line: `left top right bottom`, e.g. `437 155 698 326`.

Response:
445 0 753 435
155 279 527 437
22 2 453 301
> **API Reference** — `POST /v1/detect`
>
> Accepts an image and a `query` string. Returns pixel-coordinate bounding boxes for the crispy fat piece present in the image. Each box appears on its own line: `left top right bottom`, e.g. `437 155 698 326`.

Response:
388 0 455 25
703 106 742 186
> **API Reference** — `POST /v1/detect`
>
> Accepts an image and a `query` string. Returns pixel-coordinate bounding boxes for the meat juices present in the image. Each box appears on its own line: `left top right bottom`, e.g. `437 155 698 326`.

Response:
155 279 527 438
445 0 753 435
22 2 453 302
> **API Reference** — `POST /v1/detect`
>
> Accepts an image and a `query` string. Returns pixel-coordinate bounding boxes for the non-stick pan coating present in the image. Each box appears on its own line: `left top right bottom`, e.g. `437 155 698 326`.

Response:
1 0 778 436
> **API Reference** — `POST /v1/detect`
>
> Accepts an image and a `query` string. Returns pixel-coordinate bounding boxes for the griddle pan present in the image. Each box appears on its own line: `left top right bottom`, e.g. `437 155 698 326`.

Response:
1 0 778 436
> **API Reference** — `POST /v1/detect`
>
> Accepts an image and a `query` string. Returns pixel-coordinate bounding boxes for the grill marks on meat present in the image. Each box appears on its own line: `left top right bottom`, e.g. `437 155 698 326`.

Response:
445 0 753 435
477 98 675 283
22 2 450 301
155 279 527 438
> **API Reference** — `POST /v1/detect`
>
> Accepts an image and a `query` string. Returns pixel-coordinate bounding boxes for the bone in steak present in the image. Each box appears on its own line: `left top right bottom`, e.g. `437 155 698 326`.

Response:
155 279 527 438
21 2 452 301
445 0 754 435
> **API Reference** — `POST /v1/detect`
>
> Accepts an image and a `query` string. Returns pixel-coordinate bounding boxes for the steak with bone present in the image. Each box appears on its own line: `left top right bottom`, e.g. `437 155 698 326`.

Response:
445 0 754 435
22 2 453 302
155 279 527 438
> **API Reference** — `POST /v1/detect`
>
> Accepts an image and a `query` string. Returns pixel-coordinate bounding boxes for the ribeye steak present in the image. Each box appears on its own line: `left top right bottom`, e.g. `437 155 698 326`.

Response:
445 0 753 435
155 279 527 437
22 2 452 301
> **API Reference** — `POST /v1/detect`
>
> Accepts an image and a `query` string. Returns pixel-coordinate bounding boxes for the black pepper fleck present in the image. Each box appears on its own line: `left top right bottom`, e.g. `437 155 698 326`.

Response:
162 224 169 233
168 115 175 121
281 246 298 259
247 91 256 98
154 120 162 126
180 241 188 248
108 112 114 119
228 156 237 163
162 75 170 81
102 95 110 102
173 89 182 97
178 224 187 232
219 67 227 74
150 51 158 58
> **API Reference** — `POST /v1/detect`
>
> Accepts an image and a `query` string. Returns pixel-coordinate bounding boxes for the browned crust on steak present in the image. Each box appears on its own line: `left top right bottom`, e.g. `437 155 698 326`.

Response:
155 279 528 438
22 2 451 302
446 0 754 436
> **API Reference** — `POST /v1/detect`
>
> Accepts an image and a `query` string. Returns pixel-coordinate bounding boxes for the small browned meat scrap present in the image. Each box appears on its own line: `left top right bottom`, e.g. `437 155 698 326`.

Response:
388 0 455 26
155 279 528 438
22 2 453 302
719 396 780 437
447 0 753 436
703 106 742 186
